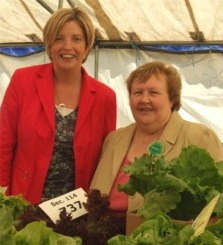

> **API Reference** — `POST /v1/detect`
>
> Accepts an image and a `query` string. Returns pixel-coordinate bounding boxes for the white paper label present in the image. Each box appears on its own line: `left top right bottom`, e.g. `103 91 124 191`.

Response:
39 188 88 223
192 194 220 237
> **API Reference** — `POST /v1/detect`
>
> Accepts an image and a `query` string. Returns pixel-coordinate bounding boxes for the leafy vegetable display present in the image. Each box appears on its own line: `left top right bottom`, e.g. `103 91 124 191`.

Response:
1 146 223 244
0 192 81 245
118 145 223 221
108 213 223 245
0 189 126 245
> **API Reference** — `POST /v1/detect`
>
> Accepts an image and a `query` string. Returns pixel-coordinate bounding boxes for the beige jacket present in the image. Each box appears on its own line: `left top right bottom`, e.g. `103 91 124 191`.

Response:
90 111 223 211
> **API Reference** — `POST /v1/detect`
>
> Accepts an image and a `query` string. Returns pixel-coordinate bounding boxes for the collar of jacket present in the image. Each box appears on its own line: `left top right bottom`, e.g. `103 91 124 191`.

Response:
34 63 97 133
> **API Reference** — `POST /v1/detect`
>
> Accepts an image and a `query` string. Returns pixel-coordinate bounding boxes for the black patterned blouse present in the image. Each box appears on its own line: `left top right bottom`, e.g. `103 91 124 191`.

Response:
42 107 78 200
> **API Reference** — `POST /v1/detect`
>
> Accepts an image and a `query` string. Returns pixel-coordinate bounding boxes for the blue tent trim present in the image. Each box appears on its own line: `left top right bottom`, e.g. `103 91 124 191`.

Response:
1 44 223 57
0 46 45 57
139 44 223 53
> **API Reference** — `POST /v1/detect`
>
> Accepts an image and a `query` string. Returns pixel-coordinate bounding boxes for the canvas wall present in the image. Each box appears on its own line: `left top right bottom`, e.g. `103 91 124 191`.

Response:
1 48 222 142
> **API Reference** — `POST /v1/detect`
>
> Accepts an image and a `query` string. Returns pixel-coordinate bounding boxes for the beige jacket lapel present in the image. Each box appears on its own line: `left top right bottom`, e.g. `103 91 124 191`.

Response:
160 111 183 158
90 123 136 195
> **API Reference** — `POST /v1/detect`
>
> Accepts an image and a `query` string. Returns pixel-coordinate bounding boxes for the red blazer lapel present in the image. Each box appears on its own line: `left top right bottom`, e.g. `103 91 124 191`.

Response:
75 69 96 134
35 63 55 131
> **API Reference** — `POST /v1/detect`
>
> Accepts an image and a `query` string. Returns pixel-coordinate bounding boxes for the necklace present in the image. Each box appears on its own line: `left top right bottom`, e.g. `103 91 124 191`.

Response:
58 103 66 110
54 84 67 110
54 73 82 111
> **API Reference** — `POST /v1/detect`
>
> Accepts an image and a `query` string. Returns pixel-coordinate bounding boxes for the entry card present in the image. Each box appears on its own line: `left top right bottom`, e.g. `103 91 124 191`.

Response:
192 194 220 237
39 188 88 223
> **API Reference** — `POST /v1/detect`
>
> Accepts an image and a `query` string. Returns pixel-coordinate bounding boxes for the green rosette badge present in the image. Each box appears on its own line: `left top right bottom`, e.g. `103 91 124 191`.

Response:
148 141 164 156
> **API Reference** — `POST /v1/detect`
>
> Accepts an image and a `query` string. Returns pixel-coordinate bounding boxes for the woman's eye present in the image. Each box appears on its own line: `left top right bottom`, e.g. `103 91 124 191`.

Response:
151 91 158 95
73 38 80 42
133 91 142 96
55 36 63 41
73 36 84 42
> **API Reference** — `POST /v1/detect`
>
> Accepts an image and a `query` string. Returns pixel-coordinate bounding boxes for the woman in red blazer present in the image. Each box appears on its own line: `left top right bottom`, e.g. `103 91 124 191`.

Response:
0 8 116 204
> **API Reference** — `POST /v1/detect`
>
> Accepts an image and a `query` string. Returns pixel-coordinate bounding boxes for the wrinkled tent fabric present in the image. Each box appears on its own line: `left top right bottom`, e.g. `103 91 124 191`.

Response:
1 0 223 43
0 0 223 142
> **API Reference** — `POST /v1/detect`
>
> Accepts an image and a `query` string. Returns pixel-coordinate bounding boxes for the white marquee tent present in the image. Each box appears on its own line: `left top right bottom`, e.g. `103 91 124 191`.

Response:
1 0 223 141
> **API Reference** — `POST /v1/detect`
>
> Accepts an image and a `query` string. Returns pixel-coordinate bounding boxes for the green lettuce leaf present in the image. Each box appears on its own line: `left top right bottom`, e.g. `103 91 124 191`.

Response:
118 145 223 220
14 221 82 245
0 205 16 245
108 213 181 245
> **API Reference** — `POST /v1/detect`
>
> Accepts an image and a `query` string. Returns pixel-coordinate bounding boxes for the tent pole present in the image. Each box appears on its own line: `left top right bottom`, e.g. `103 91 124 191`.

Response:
58 0 64 9
94 44 99 79
36 0 54 13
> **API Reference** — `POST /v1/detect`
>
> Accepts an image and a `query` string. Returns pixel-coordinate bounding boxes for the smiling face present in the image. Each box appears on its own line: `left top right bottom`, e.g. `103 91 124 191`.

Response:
49 20 87 72
130 73 173 132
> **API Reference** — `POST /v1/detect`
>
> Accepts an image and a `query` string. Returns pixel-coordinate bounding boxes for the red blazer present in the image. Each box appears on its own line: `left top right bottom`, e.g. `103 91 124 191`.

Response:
0 63 116 204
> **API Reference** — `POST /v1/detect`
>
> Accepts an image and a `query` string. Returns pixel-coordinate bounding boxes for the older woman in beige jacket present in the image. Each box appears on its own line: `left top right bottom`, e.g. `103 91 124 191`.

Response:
90 61 223 212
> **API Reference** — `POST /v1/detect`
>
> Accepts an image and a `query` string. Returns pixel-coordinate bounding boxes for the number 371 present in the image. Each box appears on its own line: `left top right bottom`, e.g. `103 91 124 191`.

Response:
59 201 82 213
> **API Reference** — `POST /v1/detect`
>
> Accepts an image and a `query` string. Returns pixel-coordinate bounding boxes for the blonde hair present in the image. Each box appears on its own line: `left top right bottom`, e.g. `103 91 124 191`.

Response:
43 7 94 63
126 61 182 111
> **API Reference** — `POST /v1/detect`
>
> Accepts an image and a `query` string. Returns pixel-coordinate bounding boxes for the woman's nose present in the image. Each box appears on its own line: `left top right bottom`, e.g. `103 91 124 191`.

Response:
141 93 151 102
63 39 73 49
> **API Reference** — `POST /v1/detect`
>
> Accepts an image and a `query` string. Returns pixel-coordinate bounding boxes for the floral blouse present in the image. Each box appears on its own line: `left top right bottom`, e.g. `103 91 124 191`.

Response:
42 107 78 201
